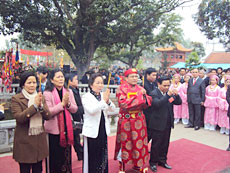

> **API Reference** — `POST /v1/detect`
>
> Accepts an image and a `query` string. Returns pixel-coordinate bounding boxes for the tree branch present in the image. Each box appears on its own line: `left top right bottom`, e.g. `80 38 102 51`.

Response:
61 0 75 24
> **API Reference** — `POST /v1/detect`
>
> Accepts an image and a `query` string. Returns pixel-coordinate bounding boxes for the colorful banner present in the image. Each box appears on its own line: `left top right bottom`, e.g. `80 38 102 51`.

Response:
20 49 53 56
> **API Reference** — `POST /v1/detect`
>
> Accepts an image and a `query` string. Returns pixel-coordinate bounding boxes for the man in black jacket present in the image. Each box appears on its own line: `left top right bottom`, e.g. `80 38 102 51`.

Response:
143 67 157 141
66 73 84 160
148 76 182 172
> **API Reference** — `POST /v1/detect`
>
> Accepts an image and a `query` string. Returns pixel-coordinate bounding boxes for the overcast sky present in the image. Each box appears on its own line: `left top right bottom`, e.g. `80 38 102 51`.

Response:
175 0 225 57
0 0 225 58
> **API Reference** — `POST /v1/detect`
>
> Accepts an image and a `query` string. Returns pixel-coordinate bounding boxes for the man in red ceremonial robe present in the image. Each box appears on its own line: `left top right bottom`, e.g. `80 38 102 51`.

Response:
114 68 152 173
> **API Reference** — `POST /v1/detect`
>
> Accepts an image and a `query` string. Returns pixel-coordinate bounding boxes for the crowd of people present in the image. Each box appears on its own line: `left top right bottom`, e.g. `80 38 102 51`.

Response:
8 65 230 173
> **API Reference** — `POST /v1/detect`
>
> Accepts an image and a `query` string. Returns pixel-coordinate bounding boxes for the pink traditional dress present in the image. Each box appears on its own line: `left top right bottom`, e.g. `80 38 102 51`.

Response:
218 87 230 134
180 82 189 125
114 82 152 170
169 82 182 124
204 85 220 130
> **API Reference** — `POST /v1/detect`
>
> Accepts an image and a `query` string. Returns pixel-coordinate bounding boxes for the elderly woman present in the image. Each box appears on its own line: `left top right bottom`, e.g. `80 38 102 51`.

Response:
43 68 78 173
180 73 193 125
11 71 51 173
82 73 116 173
169 73 182 124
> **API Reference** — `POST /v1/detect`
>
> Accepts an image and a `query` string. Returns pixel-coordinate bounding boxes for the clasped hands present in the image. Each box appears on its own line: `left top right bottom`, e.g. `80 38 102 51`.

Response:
168 89 178 96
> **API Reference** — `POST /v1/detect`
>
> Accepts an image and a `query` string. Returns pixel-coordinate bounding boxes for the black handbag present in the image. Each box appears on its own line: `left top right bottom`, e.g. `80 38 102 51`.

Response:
73 120 83 130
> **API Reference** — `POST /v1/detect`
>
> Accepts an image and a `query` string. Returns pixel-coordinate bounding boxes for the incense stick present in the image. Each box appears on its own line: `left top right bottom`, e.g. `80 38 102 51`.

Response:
107 73 111 88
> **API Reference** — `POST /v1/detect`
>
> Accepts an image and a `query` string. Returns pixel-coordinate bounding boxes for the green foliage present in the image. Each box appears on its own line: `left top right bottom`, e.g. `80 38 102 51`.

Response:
162 53 170 70
185 51 201 69
194 0 230 48
190 41 205 58
0 0 192 77
103 13 184 67
136 59 143 70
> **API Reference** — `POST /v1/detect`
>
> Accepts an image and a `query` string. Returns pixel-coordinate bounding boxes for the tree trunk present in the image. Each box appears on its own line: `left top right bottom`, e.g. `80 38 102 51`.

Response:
71 54 91 81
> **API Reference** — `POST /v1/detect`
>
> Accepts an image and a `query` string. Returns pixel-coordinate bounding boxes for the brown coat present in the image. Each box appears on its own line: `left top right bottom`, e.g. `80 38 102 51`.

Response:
11 92 52 163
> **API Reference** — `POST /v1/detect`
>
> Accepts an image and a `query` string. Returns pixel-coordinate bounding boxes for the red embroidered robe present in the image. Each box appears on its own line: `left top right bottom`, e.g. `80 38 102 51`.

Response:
114 82 152 167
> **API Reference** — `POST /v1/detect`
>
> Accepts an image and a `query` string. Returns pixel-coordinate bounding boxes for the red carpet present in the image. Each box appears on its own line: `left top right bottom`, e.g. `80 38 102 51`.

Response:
1 136 230 173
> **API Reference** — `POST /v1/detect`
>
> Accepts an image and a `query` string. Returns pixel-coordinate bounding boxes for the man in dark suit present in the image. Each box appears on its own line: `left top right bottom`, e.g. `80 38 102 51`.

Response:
226 86 230 151
65 73 84 160
186 68 205 130
179 68 186 83
143 67 158 141
149 76 182 172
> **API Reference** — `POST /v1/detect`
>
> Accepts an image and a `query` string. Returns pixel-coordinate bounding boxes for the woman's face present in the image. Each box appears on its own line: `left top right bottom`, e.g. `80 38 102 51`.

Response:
51 71 65 89
184 76 190 83
210 78 217 85
90 76 104 94
24 76 37 94
174 77 180 83
225 79 230 86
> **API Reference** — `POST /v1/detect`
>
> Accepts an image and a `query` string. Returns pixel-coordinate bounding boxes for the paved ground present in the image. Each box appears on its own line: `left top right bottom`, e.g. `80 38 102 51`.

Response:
1 122 229 158
110 122 229 151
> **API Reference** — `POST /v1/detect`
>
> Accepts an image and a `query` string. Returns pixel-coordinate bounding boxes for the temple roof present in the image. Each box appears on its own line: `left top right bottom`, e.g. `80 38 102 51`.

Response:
156 42 193 52
204 52 230 63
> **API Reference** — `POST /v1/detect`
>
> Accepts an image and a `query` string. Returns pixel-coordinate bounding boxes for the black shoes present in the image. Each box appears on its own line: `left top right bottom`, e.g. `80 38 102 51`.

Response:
150 163 172 172
150 164 157 172
194 126 200 130
185 125 194 128
158 162 172 169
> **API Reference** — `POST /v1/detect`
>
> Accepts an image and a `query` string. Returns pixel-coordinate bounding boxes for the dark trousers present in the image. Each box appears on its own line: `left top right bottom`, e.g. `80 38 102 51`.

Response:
201 105 205 127
188 103 201 127
149 128 171 165
19 161 42 173
48 134 72 173
73 129 83 160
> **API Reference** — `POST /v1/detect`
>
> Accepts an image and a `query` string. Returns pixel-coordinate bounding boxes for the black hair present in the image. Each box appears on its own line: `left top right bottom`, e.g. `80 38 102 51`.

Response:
37 66 48 74
45 68 66 91
179 68 186 71
145 68 157 77
157 76 171 85
64 72 78 86
217 67 223 70
210 69 217 73
88 73 103 89
19 71 37 88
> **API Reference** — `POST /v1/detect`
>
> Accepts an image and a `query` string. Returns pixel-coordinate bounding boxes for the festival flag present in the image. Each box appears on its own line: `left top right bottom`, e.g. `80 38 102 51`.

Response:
26 57 30 65
36 56 39 66
15 43 19 64
60 58 63 68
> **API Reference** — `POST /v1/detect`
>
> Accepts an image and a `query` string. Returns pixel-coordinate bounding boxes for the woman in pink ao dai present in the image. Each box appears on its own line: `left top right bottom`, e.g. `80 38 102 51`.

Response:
218 76 230 135
204 75 220 131
180 73 192 125
170 74 182 124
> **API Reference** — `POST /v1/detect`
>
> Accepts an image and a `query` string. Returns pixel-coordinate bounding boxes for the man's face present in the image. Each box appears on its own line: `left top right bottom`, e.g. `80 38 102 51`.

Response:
126 74 138 85
217 69 222 74
210 70 217 76
199 71 205 78
192 69 199 78
158 80 171 93
70 75 78 88
147 72 157 83
180 69 186 76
